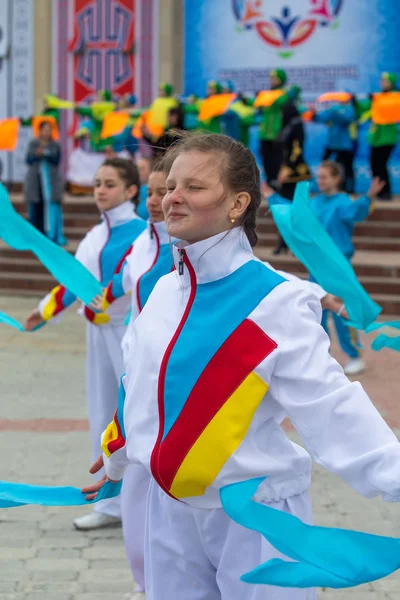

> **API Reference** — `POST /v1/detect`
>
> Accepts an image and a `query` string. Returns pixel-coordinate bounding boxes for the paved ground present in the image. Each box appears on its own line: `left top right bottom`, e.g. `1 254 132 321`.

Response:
1 295 400 599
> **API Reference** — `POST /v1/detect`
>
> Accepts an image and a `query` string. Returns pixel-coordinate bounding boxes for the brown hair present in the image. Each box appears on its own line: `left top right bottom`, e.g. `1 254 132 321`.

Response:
151 155 167 174
101 157 140 206
320 160 343 181
163 133 261 247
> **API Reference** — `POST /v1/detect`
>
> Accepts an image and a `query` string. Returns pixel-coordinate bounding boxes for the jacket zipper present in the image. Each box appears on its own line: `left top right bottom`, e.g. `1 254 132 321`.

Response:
178 248 184 275
135 224 160 313
150 249 197 498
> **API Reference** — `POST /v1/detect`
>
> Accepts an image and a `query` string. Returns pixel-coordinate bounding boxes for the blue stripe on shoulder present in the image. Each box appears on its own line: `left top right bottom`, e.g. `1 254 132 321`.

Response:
100 219 146 286
162 260 286 440
138 244 173 308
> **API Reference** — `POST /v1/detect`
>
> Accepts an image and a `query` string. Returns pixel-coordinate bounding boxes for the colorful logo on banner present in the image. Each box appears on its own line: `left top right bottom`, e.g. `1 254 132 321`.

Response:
232 1 343 58
68 0 136 102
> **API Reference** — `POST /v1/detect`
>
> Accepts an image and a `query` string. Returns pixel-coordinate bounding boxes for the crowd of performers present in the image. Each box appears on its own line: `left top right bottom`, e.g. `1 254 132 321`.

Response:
9 116 398 598
20 67 399 263
25 68 399 204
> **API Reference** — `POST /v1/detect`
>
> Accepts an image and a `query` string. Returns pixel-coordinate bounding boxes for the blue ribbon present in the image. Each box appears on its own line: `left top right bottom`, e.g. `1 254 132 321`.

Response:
0 312 45 332
270 182 381 330
365 321 400 352
0 183 102 307
0 479 122 508
220 478 400 589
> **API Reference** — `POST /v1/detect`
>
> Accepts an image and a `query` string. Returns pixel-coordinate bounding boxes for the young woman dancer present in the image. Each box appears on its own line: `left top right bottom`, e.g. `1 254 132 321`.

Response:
25 158 146 530
93 160 173 595
86 135 400 600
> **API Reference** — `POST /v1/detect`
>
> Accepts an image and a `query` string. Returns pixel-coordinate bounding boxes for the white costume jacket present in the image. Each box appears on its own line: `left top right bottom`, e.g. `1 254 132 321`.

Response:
102 228 400 509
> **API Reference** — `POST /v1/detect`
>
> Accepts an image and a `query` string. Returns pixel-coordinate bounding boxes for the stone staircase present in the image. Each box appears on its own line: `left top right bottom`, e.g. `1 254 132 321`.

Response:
1 194 400 316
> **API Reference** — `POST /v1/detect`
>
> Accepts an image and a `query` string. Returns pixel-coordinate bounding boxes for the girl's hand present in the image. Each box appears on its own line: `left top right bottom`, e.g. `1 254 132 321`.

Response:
88 293 104 312
81 455 120 501
24 309 44 331
368 177 385 199
321 294 349 319
262 182 276 199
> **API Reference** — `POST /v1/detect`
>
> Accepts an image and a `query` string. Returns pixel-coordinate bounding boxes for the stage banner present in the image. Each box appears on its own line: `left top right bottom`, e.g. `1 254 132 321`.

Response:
52 0 158 175
184 0 400 192
0 0 34 183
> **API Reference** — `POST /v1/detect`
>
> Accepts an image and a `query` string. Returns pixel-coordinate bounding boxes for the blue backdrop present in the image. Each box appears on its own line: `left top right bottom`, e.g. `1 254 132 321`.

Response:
184 0 400 192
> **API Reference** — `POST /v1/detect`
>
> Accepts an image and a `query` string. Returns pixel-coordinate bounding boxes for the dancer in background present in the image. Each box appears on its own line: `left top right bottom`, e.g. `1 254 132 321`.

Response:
266 160 384 375
369 72 399 200
272 101 312 255
24 121 66 246
312 96 357 193
258 69 300 186
24 158 146 530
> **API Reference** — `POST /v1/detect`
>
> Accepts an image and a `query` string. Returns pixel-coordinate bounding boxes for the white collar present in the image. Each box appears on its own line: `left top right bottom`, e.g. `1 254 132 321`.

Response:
102 202 140 228
172 227 254 285
148 220 170 245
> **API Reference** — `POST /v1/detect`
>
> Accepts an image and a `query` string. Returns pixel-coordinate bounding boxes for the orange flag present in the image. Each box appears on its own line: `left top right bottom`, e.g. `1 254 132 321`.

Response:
317 92 352 104
0 118 20 151
101 112 130 139
132 111 165 140
372 92 400 125
198 93 237 121
254 90 285 108
32 116 59 140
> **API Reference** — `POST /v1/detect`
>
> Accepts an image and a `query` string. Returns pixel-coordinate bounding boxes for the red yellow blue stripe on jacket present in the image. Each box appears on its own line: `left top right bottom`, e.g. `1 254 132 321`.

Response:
157 319 276 498
102 377 126 457
41 285 77 320
41 284 110 324
151 260 285 499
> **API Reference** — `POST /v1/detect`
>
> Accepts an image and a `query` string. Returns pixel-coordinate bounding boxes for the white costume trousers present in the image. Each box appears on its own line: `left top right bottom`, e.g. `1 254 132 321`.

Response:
86 322 126 517
121 464 151 592
145 479 316 600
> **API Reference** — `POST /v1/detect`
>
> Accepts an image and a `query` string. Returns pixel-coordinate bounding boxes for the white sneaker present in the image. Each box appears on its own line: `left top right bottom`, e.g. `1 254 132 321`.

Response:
344 357 366 376
73 511 121 530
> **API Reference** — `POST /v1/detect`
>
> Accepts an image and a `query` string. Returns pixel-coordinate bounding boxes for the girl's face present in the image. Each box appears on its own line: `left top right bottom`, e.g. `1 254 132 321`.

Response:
163 150 249 244
381 76 392 92
94 166 137 212
317 167 340 193
39 124 52 142
146 172 167 223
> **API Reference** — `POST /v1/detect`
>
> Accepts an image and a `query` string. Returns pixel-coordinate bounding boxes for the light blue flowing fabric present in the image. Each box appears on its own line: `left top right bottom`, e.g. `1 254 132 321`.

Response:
39 160 67 246
0 183 101 309
365 321 400 352
0 479 122 508
220 478 400 589
270 182 381 330
39 160 52 235
0 312 45 332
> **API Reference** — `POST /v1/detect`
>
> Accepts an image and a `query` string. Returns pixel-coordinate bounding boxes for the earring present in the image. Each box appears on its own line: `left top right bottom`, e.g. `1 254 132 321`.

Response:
230 218 236 224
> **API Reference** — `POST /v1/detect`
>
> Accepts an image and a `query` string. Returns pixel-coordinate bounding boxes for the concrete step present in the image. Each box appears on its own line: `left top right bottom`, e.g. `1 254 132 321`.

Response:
0 271 54 293
11 195 98 216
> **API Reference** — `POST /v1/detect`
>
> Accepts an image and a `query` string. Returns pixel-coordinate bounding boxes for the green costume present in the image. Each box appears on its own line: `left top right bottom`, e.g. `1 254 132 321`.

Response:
259 70 300 142
363 74 399 147
199 81 225 133
75 90 115 152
